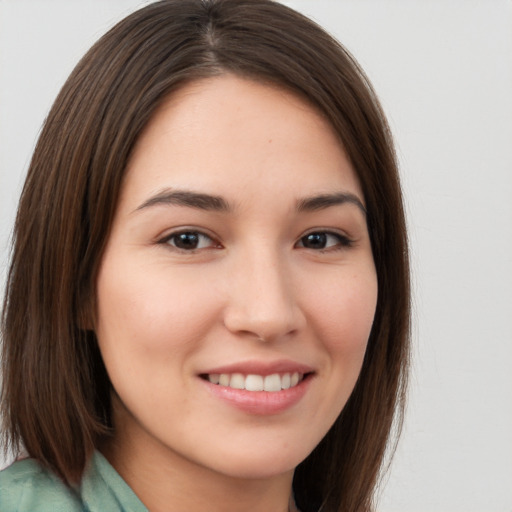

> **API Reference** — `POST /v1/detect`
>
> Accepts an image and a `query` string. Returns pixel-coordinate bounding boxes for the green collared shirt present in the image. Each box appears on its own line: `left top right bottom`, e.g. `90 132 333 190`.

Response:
0 451 147 512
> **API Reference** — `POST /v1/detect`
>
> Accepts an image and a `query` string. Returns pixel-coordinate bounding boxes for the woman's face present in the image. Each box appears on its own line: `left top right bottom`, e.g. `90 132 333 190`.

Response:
95 75 377 480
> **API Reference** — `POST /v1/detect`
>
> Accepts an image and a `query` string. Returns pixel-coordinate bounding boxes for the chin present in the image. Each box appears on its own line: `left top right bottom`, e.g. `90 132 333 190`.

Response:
206 446 309 480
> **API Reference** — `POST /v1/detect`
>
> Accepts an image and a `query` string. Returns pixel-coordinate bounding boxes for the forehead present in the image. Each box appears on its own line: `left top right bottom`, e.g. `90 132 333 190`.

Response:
120 74 363 210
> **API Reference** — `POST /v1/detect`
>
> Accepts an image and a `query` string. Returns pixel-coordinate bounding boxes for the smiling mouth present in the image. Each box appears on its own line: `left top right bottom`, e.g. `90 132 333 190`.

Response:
200 372 310 392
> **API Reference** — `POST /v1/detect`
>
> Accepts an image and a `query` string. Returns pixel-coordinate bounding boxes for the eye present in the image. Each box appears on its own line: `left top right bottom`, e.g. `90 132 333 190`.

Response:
296 231 352 250
161 230 218 251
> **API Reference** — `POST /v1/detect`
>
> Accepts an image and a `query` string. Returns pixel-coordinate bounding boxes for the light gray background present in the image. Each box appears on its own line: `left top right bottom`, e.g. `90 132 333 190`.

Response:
1 1 511 510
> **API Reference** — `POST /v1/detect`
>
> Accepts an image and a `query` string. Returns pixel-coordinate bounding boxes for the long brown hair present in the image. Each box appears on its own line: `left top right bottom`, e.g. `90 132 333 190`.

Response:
1 1 410 510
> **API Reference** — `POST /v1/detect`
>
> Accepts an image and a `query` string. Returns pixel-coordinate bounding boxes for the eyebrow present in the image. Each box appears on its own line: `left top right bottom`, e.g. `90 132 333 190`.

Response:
296 192 366 215
135 189 231 213
134 188 366 215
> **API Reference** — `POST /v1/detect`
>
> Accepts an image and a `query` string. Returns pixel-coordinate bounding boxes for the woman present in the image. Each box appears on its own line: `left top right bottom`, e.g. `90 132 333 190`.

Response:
0 1 410 511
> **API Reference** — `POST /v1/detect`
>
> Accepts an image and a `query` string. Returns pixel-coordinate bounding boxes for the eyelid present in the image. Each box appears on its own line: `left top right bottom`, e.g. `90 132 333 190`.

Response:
155 226 354 252
157 227 222 251
295 229 354 250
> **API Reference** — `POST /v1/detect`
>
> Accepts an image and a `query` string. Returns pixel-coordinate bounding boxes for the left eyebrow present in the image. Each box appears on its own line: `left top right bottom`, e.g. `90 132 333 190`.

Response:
134 189 231 213
296 192 366 216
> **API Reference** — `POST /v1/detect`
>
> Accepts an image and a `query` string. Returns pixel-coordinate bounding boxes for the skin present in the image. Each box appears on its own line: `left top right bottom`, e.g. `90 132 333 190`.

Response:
95 75 378 512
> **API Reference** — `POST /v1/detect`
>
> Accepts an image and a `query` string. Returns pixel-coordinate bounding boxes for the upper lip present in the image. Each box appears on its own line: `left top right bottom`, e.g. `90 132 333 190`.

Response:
200 359 315 376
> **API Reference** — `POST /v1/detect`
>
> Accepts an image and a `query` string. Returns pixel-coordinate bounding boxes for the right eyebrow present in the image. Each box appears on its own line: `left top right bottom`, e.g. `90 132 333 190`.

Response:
296 192 367 216
133 189 232 213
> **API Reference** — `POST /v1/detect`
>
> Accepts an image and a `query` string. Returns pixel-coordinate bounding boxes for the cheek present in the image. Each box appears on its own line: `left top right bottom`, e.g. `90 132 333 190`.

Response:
294 266 378 442
307 268 378 354
94 258 225 425
95 257 221 365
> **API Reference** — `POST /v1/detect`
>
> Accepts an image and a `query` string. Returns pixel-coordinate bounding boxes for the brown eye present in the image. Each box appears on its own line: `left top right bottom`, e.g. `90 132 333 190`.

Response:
297 232 352 250
163 231 216 251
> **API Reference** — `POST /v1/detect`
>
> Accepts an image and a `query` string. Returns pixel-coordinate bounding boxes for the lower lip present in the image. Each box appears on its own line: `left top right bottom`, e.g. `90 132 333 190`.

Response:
201 376 312 415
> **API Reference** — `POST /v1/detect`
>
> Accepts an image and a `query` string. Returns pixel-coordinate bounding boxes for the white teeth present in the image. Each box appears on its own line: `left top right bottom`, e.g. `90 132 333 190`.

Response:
229 373 245 389
245 374 264 391
208 374 220 384
219 374 230 386
207 372 304 392
264 374 281 392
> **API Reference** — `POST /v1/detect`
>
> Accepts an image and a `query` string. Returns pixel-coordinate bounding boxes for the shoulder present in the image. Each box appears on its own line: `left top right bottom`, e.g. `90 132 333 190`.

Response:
0 458 83 512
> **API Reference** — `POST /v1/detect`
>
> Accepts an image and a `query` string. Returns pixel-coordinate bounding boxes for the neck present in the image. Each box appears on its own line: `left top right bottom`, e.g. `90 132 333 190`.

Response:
102 404 295 512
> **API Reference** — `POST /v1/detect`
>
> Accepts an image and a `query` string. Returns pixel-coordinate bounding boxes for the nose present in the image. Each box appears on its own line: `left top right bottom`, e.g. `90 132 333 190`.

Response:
222 247 305 343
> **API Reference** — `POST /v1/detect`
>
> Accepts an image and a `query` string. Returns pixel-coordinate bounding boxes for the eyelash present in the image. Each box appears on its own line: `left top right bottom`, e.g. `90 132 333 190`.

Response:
296 231 354 251
158 229 354 253
158 230 219 252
